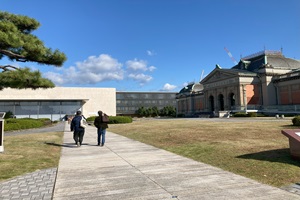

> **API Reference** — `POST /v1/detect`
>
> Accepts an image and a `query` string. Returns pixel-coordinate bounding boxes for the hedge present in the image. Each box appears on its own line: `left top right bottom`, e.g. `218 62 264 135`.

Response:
4 118 52 131
292 116 300 126
86 116 132 124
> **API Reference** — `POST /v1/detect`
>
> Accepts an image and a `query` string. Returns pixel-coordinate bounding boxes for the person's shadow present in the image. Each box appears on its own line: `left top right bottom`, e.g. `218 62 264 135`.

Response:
45 142 77 148
45 142 99 148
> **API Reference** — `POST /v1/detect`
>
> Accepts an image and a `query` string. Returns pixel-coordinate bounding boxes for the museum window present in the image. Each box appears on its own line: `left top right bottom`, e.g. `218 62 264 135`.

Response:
229 93 235 109
209 96 214 112
218 94 224 111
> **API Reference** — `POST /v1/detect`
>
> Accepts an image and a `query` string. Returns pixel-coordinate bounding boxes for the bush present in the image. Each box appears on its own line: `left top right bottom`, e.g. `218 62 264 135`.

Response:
233 112 263 117
256 113 266 117
247 112 257 117
3 111 14 119
109 116 132 124
4 118 51 131
86 116 96 122
86 116 132 124
136 105 176 117
292 116 300 126
233 112 248 117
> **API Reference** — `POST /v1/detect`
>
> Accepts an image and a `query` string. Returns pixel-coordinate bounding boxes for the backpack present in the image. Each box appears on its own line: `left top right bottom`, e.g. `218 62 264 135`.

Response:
102 113 109 123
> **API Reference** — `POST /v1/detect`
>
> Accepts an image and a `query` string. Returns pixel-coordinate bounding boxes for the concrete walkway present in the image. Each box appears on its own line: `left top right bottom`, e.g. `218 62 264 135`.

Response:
52 123 300 200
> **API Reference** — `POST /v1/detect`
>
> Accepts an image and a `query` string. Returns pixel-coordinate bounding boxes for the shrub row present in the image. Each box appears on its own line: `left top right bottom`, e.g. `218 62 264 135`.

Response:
4 118 52 131
86 116 132 124
233 112 266 117
136 106 176 117
292 116 300 126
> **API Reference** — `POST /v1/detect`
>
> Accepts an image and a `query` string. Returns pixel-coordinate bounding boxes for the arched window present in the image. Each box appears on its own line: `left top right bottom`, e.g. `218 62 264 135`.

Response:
209 95 214 111
218 94 224 111
229 93 235 108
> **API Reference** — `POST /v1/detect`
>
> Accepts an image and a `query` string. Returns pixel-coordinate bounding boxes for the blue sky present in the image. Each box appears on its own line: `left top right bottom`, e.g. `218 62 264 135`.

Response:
1 0 300 92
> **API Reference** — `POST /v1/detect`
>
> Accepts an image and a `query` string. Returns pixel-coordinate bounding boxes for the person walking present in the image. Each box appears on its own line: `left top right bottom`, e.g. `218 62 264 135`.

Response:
70 111 85 147
93 110 109 146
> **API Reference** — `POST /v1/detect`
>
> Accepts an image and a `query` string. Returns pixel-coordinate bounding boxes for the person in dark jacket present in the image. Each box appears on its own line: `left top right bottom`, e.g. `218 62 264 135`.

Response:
70 111 85 147
93 110 109 146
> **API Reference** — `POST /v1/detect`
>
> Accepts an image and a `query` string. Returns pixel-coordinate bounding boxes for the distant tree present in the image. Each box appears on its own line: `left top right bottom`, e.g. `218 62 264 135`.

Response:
145 107 153 117
136 106 146 117
0 11 67 90
152 106 159 117
137 106 176 117
160 105 176 117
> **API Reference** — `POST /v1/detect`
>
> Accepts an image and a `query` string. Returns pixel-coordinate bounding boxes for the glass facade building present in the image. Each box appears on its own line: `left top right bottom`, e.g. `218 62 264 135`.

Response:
116 92 177 115
0 100 82 121
0 89 176 120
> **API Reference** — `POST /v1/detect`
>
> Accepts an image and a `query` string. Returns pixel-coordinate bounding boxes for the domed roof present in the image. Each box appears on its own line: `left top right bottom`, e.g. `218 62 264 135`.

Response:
192 83 203 92
232 50 300 72
178 82 203 94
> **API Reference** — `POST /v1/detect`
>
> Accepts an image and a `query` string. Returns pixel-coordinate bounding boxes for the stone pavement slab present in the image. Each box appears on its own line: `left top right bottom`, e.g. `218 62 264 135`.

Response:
52 124 300 200
0 168 56 200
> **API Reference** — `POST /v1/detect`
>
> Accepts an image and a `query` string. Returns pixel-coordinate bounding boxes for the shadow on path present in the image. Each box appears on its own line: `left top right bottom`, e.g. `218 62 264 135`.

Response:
45 142 99 148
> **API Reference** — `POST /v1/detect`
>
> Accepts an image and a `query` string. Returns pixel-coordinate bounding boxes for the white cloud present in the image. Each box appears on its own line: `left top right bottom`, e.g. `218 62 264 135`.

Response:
126 59 148 71
147 50 156 56
161 83 177 91
44 71 65 85
182 82 189 87
43 54 157 87
44 54 124 85
148 65 156 72
128 73 153 85
126 58 156 72
125 58 156 85
76 54 122 72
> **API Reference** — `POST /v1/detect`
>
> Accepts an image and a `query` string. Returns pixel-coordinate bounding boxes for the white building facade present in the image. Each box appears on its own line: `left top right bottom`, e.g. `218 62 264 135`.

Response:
0 87 116 121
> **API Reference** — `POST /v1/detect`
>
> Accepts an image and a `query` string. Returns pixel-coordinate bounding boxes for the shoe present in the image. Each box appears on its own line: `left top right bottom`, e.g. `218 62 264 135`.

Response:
97 143 100 146
77 142 80 147
101 144 104 147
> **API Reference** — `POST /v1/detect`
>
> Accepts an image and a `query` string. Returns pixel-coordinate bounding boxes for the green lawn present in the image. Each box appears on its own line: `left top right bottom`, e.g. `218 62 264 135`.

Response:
108 118 300 187
0 132 63 181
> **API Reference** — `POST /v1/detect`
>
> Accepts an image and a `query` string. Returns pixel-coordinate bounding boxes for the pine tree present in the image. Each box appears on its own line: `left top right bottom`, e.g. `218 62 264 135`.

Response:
0 11 67 90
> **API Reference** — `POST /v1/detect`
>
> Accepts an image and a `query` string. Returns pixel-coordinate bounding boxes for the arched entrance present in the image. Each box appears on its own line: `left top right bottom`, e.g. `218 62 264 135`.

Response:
218 94 224 111
209 95 214 111
229 93 235 109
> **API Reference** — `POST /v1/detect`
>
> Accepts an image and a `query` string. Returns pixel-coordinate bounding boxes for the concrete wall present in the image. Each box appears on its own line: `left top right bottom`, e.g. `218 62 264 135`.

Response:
0 87 116 117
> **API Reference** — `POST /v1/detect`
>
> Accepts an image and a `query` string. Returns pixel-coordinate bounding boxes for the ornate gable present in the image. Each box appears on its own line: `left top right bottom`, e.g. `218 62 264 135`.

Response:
201 67 237 84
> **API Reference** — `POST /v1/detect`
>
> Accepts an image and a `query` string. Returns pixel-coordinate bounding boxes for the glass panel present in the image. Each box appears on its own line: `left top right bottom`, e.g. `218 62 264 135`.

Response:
19 101 39 106
116 93 124 99
0 105 14 113
0 101 14 106
15 105 38 115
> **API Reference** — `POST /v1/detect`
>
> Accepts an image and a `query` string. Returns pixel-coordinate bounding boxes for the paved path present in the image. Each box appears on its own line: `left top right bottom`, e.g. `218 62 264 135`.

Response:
52 123 300 200
1 120 300 199
0 168 56 200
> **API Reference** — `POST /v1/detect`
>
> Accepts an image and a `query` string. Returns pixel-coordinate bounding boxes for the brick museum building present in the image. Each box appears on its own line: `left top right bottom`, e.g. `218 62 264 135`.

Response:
176 50 300 117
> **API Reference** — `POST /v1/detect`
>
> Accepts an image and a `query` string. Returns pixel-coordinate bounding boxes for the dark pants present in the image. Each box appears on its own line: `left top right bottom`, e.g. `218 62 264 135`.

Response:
73 130 85 145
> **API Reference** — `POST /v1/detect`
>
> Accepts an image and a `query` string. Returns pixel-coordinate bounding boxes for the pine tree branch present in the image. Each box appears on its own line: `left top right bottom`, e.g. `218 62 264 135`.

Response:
0 65 19 71
0 49 27 61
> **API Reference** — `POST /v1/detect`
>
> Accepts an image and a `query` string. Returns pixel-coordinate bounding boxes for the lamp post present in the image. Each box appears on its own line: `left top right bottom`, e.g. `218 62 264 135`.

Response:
0 112 6 153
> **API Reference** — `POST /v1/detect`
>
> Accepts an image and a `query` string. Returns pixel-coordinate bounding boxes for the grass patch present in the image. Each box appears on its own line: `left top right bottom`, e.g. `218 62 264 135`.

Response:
108 118 300 187
0 132 63 181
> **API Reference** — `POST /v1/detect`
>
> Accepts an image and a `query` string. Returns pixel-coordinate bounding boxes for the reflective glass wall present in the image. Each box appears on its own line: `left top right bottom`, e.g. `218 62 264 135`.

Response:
116 92 177 115
0 100 82 121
